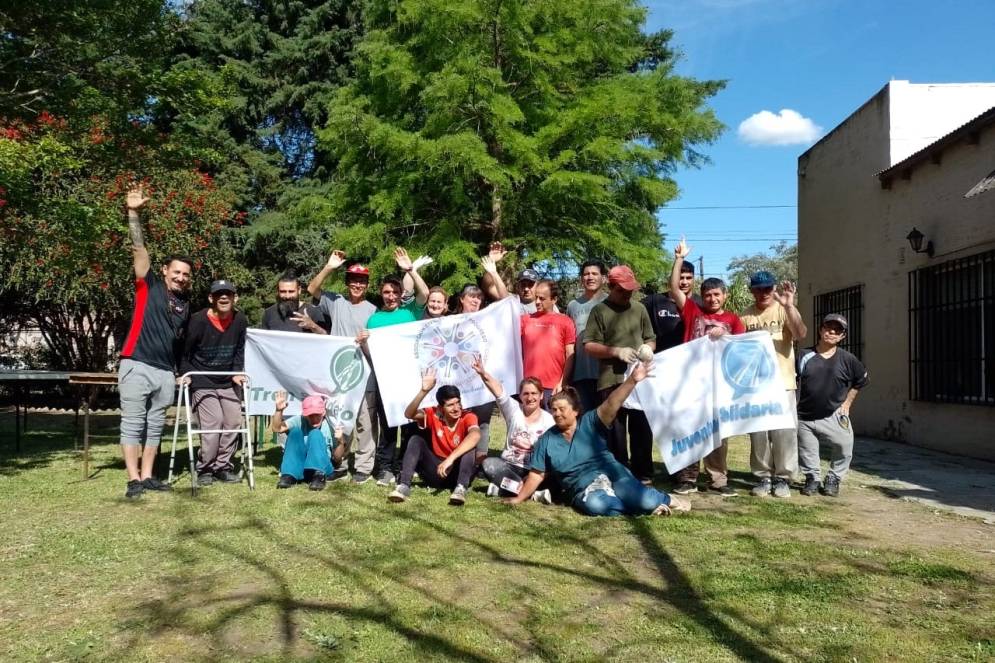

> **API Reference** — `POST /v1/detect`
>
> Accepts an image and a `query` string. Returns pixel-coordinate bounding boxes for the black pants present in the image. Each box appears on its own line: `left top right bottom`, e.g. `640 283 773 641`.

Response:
598 386 654 481
398 435 477 489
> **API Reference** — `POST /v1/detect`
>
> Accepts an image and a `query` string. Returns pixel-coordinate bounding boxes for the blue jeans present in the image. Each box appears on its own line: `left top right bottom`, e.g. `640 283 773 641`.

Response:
572 474 670 517
280 428 333 480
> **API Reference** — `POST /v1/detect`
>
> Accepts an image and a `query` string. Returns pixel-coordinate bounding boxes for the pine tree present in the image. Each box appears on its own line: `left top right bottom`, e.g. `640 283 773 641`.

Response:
316 0 724 290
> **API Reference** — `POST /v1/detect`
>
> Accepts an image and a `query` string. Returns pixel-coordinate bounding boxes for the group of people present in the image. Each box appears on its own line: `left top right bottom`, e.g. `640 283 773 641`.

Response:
116 185 868 517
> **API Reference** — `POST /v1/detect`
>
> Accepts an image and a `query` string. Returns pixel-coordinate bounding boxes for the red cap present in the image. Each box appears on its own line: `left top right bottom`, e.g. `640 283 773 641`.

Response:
345 264 370 277
608 265 640 291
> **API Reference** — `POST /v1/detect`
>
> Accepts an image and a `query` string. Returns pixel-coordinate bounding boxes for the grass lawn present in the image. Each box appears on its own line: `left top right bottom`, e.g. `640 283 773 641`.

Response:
1 410 993 662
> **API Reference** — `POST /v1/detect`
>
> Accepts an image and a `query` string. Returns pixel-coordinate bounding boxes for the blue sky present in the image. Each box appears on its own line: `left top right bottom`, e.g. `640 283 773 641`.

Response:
642 0 995 278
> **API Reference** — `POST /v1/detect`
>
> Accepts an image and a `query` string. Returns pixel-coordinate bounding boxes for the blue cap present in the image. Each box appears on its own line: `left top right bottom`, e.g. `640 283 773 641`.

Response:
517 268 540 283
749 271 776 288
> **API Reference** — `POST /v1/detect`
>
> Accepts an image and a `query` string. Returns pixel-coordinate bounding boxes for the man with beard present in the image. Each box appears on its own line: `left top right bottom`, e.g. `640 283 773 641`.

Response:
260 269 329 333
118 185 193 499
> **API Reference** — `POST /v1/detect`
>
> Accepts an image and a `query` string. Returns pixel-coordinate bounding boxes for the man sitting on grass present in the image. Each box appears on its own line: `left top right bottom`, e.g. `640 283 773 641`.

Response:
270 391 345 491
388 368 480 506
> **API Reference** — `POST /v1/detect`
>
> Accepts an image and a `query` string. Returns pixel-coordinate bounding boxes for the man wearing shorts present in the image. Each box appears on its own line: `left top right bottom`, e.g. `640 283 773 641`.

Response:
117 185 192 499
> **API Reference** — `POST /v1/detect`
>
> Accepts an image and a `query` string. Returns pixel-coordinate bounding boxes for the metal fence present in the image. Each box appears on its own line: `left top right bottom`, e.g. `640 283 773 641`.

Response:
813 285 863 360
909 249 995 406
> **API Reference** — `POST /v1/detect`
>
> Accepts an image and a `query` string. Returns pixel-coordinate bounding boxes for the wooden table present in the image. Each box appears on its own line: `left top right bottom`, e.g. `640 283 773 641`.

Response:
68 373 118 480
0 370 71 451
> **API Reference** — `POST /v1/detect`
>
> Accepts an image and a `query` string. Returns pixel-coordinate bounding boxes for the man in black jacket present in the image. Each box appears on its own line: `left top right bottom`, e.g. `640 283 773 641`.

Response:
180 280 249 486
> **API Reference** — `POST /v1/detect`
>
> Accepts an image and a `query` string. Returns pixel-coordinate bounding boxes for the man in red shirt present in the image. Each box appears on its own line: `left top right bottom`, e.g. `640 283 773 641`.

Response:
668 238 746 496
388 368 481 506
520 280 576 409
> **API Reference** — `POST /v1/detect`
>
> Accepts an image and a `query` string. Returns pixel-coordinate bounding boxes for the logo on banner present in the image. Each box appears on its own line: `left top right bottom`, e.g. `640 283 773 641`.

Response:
330 346 366 392
721 340 776 398
415 317 488 389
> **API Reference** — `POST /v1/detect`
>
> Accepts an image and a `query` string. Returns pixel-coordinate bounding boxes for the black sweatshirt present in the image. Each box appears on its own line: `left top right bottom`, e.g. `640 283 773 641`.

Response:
180 309 248 391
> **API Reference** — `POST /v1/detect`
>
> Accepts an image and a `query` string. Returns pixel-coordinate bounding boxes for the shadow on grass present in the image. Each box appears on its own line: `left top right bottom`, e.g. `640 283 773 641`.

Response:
102 482 976 662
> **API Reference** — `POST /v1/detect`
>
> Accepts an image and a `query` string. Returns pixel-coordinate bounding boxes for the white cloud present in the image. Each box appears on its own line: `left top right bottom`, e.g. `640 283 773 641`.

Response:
737 109 822 146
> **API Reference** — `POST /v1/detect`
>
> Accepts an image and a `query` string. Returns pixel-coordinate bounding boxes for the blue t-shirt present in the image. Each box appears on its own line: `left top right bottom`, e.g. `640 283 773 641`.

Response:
285 415 337 449
529 410 629 502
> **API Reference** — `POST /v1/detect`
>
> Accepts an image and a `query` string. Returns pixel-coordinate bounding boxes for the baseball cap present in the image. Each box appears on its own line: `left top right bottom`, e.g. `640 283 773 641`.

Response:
345 263 370 278
607 265 640 291
517 268 540 283
209 279 236 295
301 395 326 416
822 313 848 330
749 270 776 288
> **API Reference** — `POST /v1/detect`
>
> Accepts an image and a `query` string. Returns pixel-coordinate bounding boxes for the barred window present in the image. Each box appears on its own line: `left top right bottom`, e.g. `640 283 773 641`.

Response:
909 249 995 405
813 285 863 360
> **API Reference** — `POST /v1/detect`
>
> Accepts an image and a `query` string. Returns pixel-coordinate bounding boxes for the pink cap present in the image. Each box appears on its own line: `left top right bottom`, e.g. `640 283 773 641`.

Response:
608 265 640 291
301 395 326 416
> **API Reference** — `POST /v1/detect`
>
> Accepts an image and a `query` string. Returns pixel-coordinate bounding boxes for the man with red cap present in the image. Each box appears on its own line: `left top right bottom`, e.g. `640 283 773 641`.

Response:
270 390 347 491
307 251 379 483
582 265 657 483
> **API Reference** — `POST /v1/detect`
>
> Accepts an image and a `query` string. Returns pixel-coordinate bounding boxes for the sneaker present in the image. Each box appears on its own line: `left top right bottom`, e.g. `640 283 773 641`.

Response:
709 484 737 497
800 474 820 496
486 482 500 497
449 484 467 506
329 468 350 482
376 471 396 487
388 484 411 503
213 469 241 484
772 478 791 498
750 478 773 497
308 473 327 491
352 472 372 485
141 477 172 492
820 474 841 497
197 473 214 487
125 480 144 499
654 495 692 515
276 474 296 489
672 481 698 495
531 488 553 505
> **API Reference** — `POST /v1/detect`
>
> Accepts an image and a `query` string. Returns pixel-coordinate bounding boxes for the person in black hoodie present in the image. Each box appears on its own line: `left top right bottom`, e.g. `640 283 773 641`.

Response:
180 280 249 486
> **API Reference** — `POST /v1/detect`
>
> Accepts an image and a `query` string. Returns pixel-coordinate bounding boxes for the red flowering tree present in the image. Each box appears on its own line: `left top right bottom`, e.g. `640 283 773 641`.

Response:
0 113 249 370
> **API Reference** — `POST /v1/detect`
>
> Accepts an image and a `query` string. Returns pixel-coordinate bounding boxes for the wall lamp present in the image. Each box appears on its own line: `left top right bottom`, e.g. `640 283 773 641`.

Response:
906 227 934 257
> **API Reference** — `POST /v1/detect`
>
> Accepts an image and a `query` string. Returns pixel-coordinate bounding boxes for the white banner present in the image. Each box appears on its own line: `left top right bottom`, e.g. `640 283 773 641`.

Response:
625 331 795 473
244 329 370 433
367 297 524 427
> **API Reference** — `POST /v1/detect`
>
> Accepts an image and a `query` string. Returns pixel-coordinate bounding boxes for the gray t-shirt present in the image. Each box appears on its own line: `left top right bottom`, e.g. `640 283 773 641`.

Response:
317 291 376 337
317 291 378 391
566 293 607 382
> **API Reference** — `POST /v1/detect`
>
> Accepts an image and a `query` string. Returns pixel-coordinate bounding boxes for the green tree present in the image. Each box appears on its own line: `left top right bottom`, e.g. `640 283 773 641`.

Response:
0 114 248 370
167 0 362 208
315 0 723 292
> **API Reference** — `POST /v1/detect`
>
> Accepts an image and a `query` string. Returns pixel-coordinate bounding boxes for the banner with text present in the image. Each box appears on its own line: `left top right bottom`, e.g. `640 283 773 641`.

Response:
367 297 524 427
625 331 795 473
245 329 370 433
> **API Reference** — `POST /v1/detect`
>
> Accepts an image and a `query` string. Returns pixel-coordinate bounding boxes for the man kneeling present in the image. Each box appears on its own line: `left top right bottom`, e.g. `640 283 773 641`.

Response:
271 391 345 491
388 368 479 506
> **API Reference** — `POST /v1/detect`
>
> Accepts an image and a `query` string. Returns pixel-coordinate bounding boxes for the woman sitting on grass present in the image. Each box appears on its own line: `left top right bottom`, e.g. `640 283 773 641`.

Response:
470 357 555 503
506 360 691 517
388 368 480 506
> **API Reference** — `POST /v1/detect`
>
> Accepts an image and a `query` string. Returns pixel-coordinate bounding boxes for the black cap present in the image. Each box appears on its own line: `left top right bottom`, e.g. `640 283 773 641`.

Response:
517 268 540 282
822 313 848 330
210 279 236 295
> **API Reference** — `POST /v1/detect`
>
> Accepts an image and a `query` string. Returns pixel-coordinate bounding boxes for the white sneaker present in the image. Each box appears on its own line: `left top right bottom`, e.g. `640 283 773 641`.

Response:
449 484 467 506
530 488 553 505
486 482 500 497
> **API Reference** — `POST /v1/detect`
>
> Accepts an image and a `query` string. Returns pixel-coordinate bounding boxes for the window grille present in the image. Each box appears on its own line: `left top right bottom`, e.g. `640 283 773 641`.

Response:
813 285 863 360
909 249 995 405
